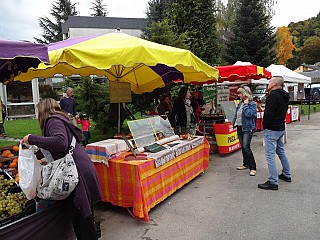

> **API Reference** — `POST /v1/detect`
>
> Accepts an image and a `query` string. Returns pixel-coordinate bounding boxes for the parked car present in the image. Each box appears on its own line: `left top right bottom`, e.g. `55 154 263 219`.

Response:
304 87 320 102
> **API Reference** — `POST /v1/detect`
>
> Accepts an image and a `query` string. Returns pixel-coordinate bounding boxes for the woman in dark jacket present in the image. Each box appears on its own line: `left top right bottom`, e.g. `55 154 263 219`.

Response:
171 86 196 134
157 94 172 118
22 98 102 240
233 86 257 176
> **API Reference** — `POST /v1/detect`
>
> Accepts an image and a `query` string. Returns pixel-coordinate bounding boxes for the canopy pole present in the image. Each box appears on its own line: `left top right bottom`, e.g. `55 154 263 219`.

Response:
118 103 121 133
308 84 311 120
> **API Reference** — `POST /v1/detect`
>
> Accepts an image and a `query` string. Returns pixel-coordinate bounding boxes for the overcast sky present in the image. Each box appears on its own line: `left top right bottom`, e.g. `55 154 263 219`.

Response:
0 0 319 42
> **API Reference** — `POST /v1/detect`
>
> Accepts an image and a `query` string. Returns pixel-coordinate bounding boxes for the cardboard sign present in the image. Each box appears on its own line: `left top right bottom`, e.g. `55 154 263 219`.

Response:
109 81 132 103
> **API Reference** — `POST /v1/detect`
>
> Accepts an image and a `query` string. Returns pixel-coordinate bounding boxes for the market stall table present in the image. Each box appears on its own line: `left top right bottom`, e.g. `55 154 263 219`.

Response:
0 201 75 240
91 138 210 221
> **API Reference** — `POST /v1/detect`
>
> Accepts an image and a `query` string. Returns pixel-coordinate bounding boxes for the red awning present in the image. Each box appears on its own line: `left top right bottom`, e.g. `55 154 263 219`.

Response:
216 65 272 83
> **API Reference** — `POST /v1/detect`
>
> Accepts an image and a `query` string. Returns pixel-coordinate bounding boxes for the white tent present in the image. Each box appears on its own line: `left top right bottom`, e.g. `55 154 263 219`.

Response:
266 64 311 84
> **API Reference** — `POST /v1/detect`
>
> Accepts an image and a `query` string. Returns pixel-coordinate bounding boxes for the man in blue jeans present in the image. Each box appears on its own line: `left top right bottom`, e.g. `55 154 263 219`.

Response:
258 76 291 190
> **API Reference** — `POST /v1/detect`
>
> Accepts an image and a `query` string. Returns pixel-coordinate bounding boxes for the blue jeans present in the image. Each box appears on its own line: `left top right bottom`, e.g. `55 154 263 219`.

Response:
237 127 256 170
83 131 91 145
264 129 291 185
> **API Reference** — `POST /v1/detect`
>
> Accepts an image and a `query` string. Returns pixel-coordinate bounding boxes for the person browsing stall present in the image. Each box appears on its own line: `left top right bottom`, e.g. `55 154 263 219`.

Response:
21 98 102 240
233 86 257 176
157 94 172 118
171 86 196 134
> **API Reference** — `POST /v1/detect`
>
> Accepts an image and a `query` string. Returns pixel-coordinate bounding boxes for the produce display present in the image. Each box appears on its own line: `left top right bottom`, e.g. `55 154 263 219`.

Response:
0 146 19 182
0 174 28 220
0 145 36 227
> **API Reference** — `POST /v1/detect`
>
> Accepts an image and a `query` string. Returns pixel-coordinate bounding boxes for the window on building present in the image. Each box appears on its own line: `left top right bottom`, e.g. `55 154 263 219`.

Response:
6 81 33 103
7 104 35 117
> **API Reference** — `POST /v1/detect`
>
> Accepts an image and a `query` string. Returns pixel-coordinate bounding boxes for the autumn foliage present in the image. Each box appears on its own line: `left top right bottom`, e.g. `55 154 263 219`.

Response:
275 27 295 65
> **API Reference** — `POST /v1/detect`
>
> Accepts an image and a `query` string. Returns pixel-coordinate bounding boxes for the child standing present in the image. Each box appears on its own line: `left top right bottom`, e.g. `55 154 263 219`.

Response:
76 113 91 146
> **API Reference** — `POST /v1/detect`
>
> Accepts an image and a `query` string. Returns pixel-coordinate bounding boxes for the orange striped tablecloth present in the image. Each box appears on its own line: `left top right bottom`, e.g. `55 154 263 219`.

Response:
94 140 210 221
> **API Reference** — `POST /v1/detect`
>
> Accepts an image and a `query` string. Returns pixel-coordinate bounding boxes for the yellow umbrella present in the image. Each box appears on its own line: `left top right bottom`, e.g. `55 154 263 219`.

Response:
16 33 218 93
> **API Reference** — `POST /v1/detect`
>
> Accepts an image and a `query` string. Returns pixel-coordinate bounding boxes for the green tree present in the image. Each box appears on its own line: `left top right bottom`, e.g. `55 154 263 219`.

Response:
299 36 320 64
91 0 108 17
35 0 77 44
224 0 275 67
167 0 220 65
74 77 112 134
142 0 187 48
39 84 60 101
146 0 170 23
142 19 189 49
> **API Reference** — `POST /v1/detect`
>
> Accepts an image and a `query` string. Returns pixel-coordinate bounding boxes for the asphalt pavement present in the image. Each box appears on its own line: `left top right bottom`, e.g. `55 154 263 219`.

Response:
95 111 320 240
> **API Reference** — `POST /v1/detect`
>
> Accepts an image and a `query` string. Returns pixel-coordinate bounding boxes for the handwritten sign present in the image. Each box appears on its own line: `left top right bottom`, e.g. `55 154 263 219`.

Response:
109 81 132 103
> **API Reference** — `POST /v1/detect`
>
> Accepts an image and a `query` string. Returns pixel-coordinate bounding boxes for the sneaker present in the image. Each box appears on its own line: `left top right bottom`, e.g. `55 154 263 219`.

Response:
249 170 256 176
279 174 291 182
257 181 278 190
237 165 248 170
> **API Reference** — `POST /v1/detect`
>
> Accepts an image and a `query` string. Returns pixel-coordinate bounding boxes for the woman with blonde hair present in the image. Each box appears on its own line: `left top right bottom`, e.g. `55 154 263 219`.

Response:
22 98 102 240
233 86 257 176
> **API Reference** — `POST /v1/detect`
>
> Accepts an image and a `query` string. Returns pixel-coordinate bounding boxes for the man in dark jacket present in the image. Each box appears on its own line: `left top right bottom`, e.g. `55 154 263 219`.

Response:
258 76 291 190
60 87 77 124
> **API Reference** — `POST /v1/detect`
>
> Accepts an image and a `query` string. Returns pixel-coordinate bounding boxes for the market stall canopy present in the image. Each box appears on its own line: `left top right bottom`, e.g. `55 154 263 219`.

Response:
0 40 49 83
216 64 272 83
16 33 218 94
266 64 311 84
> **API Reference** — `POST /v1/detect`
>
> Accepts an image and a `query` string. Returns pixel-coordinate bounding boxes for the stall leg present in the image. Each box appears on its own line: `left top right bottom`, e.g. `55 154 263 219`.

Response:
126 208 135 219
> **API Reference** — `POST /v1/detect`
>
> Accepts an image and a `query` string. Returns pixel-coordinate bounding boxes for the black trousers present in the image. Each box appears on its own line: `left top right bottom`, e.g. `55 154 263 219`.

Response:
68 198 98 240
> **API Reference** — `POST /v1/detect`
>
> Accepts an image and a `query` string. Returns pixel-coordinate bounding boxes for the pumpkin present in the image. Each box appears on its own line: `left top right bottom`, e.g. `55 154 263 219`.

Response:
1 150 12 157
12 145 19 152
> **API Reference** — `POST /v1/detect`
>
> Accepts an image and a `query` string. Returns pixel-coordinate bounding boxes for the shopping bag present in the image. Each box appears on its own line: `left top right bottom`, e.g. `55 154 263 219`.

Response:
37 137 79 200
18 143 42 200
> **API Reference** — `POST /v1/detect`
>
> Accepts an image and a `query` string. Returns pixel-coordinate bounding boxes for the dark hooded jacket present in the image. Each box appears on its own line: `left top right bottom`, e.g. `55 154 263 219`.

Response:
28 114 102 219
263 89 290 131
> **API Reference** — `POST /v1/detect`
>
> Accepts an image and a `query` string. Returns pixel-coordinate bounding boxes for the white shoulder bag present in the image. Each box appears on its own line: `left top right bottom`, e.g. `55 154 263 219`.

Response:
37 137 79 200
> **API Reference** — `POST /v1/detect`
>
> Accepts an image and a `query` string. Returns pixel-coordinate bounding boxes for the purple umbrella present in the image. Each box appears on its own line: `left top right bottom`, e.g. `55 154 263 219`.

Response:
0 40 49 83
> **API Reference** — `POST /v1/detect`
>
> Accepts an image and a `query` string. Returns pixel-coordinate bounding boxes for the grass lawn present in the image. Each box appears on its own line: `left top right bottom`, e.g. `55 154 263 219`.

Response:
294 103 320 115
0 118 113 147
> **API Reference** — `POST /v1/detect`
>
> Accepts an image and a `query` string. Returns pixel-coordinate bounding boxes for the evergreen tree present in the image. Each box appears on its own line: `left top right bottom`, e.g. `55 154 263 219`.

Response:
146 0 169 23
142 0 174 40
224 0 275 67
74 77 112 134
91 0 108 17
168 0 220 65
142 19 189 49
35 0 77 44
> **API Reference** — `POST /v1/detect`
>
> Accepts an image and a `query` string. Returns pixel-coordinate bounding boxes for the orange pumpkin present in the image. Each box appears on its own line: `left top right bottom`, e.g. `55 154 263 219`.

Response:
7 153 15 158
12 157 18 163
2 150 12 157
15 173 19 183
12 145 19 152
9 161 18 168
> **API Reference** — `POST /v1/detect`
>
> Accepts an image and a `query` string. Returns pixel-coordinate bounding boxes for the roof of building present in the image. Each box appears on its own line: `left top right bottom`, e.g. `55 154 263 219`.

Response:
62 16 147 33
300 70 320 84
302 62 320 70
